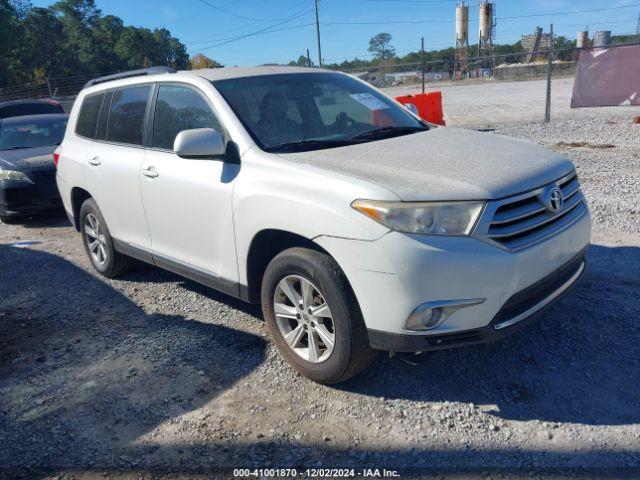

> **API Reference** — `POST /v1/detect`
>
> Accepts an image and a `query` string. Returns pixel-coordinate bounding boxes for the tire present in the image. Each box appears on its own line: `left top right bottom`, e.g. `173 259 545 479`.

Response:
261 247 377 384
0 215 21 224
79 198 133 278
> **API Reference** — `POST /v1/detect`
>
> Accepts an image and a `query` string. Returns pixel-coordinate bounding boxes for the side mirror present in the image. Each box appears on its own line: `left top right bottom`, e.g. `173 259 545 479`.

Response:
174 128 225 159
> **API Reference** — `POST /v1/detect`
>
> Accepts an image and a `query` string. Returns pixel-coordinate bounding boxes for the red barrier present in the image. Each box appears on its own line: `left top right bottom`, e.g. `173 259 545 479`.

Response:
395 92 446 126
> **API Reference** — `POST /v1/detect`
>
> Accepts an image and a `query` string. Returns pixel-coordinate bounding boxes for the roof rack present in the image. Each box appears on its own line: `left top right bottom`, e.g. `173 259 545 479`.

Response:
84 66 176 88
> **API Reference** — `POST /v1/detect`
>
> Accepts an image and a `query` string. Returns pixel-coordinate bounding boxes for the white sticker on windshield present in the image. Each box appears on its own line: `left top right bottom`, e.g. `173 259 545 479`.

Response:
349 93 390 111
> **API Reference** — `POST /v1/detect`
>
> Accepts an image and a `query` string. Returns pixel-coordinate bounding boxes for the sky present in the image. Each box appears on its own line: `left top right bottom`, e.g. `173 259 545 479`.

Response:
31 0 640 66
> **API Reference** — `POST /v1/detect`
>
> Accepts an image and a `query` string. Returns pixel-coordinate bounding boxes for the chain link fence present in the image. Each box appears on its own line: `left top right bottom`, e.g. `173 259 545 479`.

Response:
0 73 97 112
2 45 639 128
345 45 640 128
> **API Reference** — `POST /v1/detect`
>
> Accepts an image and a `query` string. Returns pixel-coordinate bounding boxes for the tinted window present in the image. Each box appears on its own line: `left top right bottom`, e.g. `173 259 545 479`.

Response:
76 93 104 138
213 73 425 152
0 101 64 119
0 115 68 150
153 85 222 150
107 86 151 145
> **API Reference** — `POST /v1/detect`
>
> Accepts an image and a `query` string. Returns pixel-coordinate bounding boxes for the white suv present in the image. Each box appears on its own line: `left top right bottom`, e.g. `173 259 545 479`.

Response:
56 66 591 383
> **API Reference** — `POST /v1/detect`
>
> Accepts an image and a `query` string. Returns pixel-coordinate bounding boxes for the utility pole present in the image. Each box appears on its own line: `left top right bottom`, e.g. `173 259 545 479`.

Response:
315 0 323 67
421 37 425 94
545 23 554 123
636 10 640 43
306 48 312 67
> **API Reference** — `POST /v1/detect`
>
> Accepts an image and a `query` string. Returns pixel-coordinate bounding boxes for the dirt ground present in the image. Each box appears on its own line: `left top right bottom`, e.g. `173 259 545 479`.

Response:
1 117 639 479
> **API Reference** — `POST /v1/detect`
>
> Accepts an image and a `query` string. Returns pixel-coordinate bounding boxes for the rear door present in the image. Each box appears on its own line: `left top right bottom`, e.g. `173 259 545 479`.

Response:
139 83 239 292
84 85 153 252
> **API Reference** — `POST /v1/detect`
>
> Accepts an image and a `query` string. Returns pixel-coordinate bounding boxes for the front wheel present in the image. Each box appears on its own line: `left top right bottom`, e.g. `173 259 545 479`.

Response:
261 247 377 384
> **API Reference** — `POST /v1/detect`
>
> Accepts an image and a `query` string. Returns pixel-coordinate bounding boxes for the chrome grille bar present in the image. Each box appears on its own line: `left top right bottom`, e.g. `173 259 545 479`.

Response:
473 171 587 251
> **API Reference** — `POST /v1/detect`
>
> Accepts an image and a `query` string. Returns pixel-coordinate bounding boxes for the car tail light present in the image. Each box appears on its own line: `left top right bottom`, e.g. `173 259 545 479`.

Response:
53 149 61 168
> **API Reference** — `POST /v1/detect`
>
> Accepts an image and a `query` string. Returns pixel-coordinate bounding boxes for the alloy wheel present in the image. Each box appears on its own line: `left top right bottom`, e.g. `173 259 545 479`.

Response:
84 213 108 265
273 275 336 363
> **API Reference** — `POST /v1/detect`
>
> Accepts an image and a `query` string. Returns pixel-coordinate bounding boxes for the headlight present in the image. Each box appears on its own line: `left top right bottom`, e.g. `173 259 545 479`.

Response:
0 169 33 183
352 199 484 235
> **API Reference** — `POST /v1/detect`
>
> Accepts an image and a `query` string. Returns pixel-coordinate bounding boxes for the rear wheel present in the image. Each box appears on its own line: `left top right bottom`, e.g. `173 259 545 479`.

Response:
0 215 21 224
261 247 377 384
79 198 133 278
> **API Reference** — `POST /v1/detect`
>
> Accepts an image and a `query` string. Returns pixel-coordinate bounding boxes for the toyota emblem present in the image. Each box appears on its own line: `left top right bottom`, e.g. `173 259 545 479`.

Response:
543 187 564 213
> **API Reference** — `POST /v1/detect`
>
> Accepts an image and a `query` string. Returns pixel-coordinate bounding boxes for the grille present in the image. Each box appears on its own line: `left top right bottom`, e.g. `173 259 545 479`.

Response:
475 172 588 251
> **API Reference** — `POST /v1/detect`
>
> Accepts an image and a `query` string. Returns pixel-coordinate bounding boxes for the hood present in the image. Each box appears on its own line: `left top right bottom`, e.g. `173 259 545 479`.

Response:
0 146 56 171
279 127 575 201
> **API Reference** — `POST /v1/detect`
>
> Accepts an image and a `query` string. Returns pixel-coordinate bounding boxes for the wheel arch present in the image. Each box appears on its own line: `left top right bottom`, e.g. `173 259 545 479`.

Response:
70 187 92 232
244 229 334 304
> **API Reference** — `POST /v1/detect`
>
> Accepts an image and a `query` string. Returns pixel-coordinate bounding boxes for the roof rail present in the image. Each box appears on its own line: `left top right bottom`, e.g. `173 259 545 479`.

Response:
84 66 176 88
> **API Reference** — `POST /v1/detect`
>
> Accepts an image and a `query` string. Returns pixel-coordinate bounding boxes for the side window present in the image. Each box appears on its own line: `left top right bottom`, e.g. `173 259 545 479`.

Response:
107 85 151 145
152 85 223 150
76 93 105 139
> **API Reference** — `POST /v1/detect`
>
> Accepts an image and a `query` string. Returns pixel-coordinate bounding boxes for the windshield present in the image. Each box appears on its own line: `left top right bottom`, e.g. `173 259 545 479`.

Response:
0 116 68 150
212 72 427 152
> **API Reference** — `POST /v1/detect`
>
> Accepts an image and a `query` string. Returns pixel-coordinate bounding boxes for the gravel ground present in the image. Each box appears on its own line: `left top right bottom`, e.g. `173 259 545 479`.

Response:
1 116 639 479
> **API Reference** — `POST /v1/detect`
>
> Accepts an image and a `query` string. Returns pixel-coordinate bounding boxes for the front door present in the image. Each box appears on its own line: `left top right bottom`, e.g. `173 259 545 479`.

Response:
139 84 239 293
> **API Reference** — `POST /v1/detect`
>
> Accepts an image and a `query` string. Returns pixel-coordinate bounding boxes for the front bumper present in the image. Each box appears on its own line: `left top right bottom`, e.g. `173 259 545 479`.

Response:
367 252 586 352
0 173 62 217
315 207 591 351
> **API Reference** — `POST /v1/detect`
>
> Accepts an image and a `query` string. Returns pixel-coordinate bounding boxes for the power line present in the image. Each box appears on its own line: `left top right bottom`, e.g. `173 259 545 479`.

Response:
186 4 314 47
198 15 315 51
195 0 311 23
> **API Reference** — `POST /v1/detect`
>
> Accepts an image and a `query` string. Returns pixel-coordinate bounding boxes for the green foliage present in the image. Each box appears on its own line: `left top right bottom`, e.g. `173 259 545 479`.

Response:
368 33 396 62
190 53 223 69
288 54 313 67
0 0 189 89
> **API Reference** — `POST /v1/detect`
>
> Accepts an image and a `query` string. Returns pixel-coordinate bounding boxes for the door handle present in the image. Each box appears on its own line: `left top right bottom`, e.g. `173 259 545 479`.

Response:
141 167 159 179
88 156 101 166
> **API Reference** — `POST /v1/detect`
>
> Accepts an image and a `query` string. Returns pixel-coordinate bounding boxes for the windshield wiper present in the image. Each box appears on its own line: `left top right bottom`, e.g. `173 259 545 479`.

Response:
267 138 355 152
349 126 427 141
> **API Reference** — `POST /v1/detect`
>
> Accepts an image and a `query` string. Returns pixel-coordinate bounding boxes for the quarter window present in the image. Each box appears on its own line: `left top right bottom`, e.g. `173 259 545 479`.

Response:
76 93 104 139
106 85 151 145
153 85 222 150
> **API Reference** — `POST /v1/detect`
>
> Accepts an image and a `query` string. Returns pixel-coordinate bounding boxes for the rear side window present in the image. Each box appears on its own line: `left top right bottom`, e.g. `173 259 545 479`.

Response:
152 85 223 150
76 93 105 138
107 86 151 145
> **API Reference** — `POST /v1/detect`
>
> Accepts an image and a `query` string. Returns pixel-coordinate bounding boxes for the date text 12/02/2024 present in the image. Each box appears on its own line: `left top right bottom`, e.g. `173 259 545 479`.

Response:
233 468 401 478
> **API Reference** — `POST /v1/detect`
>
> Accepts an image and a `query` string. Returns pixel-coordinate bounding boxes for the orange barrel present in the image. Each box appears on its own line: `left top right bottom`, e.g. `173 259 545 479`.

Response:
395 92 446 126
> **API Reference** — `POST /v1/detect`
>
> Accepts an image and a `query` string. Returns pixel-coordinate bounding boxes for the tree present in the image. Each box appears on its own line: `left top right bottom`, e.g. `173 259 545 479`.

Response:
190 53 223 70
20 8 73 78
0 0 28 85
92 15 125 72
288 54 312 67
51 0 102 74
368 33 396 64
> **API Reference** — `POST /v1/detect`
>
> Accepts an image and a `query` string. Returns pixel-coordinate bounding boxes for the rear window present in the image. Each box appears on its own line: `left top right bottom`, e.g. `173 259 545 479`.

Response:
75 93 105 139
106 86 151 145
0 116 68 150
0 101 64 119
